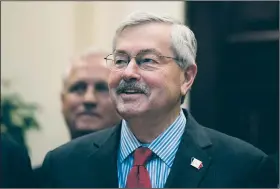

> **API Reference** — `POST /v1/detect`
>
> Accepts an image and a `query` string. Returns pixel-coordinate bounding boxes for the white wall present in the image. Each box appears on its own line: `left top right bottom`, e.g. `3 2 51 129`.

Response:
1 1 185 167
1 1 76 167
90 1 185 51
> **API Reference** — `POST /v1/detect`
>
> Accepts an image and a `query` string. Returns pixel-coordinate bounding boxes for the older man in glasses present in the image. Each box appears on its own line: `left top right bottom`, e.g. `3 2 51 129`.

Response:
39 11 278 188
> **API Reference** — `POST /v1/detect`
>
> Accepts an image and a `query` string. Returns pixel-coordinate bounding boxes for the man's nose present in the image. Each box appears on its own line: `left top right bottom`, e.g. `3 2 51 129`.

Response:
83 88 97 108
122 59 141 82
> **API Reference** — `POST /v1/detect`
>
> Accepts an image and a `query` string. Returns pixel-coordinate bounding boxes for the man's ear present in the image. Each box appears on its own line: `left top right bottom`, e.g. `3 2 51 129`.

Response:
61 91 65 102
180 64 197 96
60 91 66 113
61 82 67 102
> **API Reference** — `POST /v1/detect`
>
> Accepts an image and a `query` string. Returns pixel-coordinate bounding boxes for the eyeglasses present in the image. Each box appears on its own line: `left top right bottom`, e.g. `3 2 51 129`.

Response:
104 51 179 71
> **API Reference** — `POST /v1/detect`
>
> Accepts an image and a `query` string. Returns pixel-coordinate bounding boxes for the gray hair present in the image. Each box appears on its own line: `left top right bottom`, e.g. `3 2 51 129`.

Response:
112 11 197 69
62 46 109 85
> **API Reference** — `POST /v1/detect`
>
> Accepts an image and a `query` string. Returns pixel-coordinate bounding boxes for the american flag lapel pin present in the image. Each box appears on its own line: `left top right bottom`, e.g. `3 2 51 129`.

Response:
190 157 203 170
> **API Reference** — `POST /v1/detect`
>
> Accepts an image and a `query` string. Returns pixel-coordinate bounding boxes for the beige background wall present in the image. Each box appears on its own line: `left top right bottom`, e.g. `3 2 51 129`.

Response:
1 1 186 167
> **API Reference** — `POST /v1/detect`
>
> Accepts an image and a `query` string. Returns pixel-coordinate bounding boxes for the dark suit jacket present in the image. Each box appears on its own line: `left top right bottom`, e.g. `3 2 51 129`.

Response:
39 109 278 188
0 133 36 188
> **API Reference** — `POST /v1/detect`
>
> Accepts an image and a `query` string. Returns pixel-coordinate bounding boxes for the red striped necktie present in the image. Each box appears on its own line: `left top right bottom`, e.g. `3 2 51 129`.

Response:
126 147 153 188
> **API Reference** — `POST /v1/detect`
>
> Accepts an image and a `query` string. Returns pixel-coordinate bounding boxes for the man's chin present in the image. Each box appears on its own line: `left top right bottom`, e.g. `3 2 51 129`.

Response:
71 129 96 139
116 106 146 119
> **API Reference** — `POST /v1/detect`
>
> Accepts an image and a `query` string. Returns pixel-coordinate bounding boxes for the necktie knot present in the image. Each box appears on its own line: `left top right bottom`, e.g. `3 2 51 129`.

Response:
133 147 153 166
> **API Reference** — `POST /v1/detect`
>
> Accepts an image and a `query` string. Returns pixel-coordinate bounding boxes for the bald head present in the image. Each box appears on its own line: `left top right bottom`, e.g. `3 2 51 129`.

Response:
62 48 108 87
63 55 108 90
61 47 120 139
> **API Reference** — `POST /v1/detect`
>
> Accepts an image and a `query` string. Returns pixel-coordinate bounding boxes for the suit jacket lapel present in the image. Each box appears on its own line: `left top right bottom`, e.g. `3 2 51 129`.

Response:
87 123 122 188
165 111 213 188
84 111 212 188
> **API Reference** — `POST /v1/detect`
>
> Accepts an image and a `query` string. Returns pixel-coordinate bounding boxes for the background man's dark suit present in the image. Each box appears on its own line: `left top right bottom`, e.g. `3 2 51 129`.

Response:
0 133 36 188
39 110 278 188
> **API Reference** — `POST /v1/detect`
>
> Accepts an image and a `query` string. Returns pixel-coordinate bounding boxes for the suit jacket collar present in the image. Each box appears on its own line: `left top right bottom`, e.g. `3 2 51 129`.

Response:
87 124 121 188
87 109 212 188
164 109 212 188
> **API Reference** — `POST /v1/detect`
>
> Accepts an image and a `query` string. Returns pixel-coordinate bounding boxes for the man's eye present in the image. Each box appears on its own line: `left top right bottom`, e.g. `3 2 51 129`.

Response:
95 83 109 92
138 53 160 64
138 58 156 64
115 59 127 65
143 58 154 63
69 83 86 94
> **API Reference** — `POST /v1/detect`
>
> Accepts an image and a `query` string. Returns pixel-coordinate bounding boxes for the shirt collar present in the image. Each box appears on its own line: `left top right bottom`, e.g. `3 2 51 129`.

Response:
119 109 186 168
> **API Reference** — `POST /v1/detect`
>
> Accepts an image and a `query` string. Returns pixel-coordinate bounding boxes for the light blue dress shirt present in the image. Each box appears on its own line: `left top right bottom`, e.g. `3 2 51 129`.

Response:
117 109 186 188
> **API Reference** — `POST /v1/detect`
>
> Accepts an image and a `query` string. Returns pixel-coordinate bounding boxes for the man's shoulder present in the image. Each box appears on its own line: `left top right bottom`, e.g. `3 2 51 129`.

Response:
1 133 30 160
184 110 266 159
48 126 117 158
202 125 267 159
186 116 278 187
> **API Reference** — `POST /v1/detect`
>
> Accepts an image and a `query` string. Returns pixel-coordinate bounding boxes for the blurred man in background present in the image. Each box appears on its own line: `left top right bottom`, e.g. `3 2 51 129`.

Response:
61 47 121 139
34 47 121 184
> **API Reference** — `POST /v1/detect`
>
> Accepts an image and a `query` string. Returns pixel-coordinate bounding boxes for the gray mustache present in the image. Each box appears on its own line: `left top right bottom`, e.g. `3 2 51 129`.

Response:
116 80 149 95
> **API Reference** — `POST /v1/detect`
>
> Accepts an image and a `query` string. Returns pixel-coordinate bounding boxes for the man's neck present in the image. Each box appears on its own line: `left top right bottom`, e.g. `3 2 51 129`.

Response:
125 107 181 143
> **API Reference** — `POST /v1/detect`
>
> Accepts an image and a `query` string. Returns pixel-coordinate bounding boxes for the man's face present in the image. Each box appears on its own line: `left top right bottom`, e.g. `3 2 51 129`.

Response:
108 23 194 119
62 56 120 139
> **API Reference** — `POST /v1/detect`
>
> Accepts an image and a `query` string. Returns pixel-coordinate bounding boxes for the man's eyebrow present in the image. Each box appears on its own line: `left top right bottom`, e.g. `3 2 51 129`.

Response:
114 49 129 54
138 48 161 55
66 80 86 88
69 80 85 85
94 80 108 85
114 48 161 55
